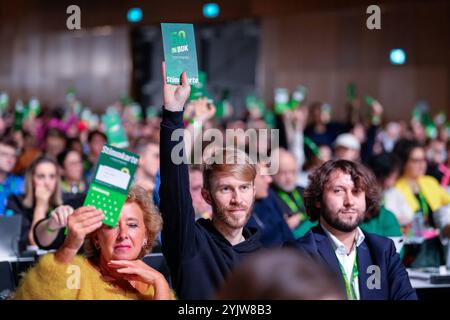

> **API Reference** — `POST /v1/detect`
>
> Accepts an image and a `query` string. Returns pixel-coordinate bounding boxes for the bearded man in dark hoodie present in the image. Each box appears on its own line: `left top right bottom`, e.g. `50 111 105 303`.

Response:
158 62 261 299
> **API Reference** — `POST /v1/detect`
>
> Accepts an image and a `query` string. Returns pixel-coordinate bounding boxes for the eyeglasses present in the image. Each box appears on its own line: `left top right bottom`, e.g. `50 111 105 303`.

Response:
0 150 17 159
408 157 426 164
65 160 83 166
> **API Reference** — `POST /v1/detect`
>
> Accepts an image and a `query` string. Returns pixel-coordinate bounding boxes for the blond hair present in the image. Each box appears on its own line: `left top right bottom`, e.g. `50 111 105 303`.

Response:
202 148 256 191
84 185 162 259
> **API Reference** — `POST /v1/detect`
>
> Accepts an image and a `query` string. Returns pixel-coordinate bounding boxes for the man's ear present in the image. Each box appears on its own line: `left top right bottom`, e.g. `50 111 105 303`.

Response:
201 188 212 206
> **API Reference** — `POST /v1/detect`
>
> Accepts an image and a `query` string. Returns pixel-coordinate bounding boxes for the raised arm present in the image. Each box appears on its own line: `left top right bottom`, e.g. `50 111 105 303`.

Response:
159 62 198 263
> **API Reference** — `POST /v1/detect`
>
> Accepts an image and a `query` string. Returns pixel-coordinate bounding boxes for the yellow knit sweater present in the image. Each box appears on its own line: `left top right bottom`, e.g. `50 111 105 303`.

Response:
395 175 450 213
13 253 157 300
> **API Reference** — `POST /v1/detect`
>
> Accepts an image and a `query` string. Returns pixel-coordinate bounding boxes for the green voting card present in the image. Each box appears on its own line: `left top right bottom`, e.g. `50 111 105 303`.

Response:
290 85 308 109
347 83 357 101
13 100 28 131
189 71 212 102
102 108 129 148
161 23 199 85
83 144 139 227
0 92 9 115
215 89 232 119
274 88 290 115
365 95 375 106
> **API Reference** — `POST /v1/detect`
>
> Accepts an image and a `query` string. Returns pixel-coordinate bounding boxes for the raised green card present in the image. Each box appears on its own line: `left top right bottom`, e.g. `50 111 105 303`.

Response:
83 144 139 227
189 71 212 102
13 100 29 131
365 95 375 106
274 88 290 115
0 92 9 115
291 85 308 108
102 108 129 148
347 83 357 101
161 23 199 85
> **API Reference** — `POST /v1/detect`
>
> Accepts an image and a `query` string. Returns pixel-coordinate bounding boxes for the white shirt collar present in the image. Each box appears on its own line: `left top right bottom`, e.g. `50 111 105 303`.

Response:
321 223 365 256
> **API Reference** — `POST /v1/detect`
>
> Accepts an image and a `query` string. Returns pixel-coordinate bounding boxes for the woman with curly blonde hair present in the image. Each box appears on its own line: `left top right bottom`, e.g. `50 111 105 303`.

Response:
14 185 171 300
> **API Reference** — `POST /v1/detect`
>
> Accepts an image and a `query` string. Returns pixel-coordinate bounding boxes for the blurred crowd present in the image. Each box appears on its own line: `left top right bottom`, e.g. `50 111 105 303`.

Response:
1 82 449 299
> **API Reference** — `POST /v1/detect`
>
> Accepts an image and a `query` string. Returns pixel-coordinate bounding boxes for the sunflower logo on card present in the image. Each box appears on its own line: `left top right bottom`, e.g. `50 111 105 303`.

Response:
170 30 189 54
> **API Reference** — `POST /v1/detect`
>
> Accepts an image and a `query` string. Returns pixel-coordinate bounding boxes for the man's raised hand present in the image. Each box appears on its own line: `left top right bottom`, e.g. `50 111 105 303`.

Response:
162 61 191 112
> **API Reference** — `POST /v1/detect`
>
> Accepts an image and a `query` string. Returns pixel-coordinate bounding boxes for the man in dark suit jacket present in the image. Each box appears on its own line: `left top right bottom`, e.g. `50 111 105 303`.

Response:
286 159 417 300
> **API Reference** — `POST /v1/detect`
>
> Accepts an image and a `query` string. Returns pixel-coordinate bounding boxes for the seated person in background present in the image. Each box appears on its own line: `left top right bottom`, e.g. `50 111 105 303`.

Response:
43 128 67 160
439 140 450 192
297 144 331 188
333 133 360 162
57 149 87 195
13 185 171 300
216 248 344 300
246 162 294 247
361 153 402 239
270 148 317 238
304 102 349 147
424 138 446 183
6 155 80 251
189 165 212 220
85 130 107 181
386 139 450 267
0 136 24 214
134 138 160 193
11 130 42 176
287 160 417 300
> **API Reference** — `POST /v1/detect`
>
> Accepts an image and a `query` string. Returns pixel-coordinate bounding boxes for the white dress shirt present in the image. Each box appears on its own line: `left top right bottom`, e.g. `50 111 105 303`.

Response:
321 224 365 300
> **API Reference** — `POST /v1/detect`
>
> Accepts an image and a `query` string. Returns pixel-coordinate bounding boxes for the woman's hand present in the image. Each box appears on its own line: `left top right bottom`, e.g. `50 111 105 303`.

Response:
108 259 172 300
192 97 216 122
35 185 52 206
285 213 301 230
55 206 104 263
47 205 74 230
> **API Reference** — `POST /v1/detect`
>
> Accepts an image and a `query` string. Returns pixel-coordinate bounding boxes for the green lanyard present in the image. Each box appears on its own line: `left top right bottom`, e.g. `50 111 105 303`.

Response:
337 251 359 300
277 189 303 212
417 191 429 219
277 189 306 220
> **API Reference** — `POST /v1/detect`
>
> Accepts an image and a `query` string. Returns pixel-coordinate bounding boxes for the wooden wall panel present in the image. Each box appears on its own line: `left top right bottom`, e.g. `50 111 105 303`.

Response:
0 26 131 111
257 1 450 120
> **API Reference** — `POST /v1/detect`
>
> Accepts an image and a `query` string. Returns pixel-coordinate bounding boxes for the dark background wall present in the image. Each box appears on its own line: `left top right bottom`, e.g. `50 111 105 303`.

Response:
0 0 448 119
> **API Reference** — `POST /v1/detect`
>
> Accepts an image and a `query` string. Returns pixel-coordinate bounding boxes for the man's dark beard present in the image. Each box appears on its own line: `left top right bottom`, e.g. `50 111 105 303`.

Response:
321 205 365 233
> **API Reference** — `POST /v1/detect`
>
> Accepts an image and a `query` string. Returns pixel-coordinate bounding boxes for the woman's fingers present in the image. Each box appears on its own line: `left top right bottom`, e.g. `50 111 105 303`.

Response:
73 206 97 216
52 211 62 227
74 208 103 222
120 274 142 282
78 212 104 228
116 267 138 274
61 211 70 226
82 220 103 234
